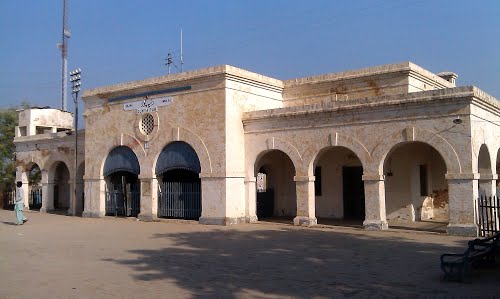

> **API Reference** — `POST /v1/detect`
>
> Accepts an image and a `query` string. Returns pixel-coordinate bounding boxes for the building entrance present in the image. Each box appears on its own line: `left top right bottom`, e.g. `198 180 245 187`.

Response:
343 166 365 220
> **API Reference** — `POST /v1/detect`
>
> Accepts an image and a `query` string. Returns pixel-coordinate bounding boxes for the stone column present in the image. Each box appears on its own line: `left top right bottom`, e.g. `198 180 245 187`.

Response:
446 173 479 236
20 170 29 211
362 174 388 230
245 177 258 223
40 170 55 213
198 174 246 225
82 177 106 218
138 177 158 222
67 178 76 216
293 175 317 226
199 175 227 225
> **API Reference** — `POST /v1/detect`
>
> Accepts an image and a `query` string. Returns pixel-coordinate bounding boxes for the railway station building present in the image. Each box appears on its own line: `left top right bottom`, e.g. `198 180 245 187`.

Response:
14 61 500 236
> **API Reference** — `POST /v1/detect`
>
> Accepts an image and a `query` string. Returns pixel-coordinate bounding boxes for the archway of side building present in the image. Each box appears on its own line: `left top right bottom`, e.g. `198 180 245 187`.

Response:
313 146 365 226
497 148 500 195
155 141 202 220
255 150 296 224
103 146 141 217
478 144 494 196
383 142 448 230
50 162 71 211
23 162 42 210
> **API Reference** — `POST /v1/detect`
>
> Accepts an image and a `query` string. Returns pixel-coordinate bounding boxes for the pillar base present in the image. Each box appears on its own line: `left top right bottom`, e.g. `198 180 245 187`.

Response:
40 207 54 213
246 215 258 223
138 213 158 222
293 216 317 227
82 211 105 218
199 216 247 225
363 220 389 230
447 224 478 237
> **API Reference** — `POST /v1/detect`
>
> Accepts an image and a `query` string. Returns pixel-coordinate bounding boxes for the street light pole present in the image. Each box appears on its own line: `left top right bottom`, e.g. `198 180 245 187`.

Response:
70 68 81 215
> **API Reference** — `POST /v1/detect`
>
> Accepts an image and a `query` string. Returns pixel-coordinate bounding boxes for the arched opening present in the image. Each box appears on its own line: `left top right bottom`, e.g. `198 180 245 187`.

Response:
255 150 296 223
384 142 448 229
478 144 493 196
26 163 42 210
497 148 500 195
156 141 201 220
103 146 140 217
314 146 364 225
53 162 70 210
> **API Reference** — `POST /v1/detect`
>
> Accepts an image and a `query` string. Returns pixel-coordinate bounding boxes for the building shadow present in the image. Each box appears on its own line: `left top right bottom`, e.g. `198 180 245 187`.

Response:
103 227 500 298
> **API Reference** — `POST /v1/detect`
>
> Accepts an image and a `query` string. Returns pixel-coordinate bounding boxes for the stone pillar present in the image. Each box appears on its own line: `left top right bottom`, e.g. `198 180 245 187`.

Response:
446 173 479 237
40 170 55 213
82 177 106 218
245 177 258 223
293 175 317 226
478 174 497 196
20 171 29 210
362 174 388 230
138 177 158 221
198 174 247 225
199 175 227 225
67 178 76 216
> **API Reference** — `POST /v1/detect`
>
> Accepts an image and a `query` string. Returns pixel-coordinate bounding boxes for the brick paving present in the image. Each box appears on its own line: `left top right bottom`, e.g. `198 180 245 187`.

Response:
0 209 499 299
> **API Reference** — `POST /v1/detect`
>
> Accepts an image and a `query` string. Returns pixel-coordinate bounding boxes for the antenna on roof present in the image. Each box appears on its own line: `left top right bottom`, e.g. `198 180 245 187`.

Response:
165 28 184 75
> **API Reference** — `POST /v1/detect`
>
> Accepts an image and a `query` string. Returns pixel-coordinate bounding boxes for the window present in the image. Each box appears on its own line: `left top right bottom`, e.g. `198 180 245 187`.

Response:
314 166 322 196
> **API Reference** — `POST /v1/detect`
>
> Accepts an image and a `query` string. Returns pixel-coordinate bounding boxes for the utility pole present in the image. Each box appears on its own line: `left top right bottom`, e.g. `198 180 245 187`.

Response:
70 68 81 215
59 0 70 111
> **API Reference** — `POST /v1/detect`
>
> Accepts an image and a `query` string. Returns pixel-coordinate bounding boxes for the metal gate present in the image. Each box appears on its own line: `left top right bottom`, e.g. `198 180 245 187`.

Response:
158 181 201 219
476 195 500 236
105 188 140 217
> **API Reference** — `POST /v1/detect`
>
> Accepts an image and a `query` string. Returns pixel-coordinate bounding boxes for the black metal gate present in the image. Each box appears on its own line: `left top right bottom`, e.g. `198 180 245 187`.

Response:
105 188 140 217
476 195 500 236
158 181 201 219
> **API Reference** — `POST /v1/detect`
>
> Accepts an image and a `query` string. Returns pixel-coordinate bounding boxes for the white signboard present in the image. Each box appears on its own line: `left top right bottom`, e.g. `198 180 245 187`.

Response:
124 96 174 114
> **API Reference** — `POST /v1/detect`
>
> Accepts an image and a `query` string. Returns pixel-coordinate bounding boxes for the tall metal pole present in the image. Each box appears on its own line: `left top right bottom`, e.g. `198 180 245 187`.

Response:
61 0 70 111
70 69 81 215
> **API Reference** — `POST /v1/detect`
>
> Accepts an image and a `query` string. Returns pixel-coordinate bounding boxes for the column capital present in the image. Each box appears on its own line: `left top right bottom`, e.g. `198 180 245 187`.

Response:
445 173 480 180
293 175 315 182
362 174 385 181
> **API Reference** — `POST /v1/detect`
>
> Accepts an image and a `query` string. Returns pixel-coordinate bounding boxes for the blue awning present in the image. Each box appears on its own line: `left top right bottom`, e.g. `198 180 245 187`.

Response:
155 142 201 175
103 146 140 177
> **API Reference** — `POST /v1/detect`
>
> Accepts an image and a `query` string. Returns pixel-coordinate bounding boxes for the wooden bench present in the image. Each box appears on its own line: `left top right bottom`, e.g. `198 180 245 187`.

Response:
440 232 500 282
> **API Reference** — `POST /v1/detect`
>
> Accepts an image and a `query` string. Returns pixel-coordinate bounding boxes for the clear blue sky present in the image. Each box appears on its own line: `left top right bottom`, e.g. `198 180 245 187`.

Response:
1 0 499 113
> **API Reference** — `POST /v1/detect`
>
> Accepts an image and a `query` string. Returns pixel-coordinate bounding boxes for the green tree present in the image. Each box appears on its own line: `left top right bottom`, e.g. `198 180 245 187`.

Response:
0 102 29 192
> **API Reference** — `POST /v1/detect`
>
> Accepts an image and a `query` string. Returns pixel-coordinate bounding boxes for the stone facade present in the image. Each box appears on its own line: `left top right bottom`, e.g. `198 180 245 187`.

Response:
13 62 500 236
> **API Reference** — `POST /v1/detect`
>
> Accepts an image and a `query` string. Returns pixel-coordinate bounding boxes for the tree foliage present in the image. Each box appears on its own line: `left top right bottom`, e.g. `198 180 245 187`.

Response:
0 102 29 192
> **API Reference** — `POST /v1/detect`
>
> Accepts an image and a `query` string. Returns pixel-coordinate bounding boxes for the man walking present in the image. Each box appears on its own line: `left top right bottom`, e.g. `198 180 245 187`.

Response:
15 181 28 225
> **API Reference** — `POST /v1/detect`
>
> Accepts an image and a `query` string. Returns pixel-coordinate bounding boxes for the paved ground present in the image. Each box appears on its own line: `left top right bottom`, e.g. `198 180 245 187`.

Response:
0 209 499 299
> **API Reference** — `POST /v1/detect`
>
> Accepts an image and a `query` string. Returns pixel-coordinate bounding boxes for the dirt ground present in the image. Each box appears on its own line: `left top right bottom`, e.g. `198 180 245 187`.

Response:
0 209 499 299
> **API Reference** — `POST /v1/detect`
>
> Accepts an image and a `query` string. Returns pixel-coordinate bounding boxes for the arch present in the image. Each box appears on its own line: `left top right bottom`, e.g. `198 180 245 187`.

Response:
477 144 492 175
372 127 461 174
250 137 301 177
254 149 297 220
103 146 140 177
302 132 371 176
172 126 212 174
383 142 449 222
155 141 201 175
